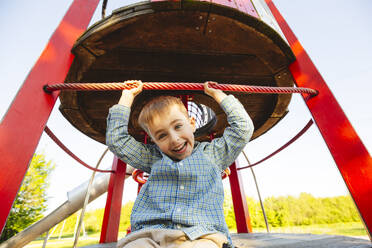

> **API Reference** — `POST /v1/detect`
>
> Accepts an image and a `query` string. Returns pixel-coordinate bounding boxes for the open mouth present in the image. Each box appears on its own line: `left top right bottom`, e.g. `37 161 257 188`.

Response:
172 142 187 153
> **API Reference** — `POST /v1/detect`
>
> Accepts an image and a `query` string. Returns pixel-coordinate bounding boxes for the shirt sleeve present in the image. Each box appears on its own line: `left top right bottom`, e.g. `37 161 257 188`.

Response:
106 104 159 173
204 95 254 170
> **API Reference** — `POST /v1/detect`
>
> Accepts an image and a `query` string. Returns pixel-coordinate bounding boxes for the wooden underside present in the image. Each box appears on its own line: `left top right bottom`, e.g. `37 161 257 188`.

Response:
59 1 295 144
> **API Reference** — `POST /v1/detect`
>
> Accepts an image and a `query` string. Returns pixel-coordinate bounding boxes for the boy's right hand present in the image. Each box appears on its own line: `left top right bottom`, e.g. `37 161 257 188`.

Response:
118 80 143 107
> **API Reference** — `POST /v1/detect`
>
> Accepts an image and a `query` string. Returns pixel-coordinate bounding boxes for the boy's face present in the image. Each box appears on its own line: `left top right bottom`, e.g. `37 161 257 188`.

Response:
147 104 196 161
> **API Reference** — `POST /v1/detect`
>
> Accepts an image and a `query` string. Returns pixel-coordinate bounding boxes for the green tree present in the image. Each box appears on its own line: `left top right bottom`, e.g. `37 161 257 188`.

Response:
119 201 134 233
223 190 236 230
0 154 54 242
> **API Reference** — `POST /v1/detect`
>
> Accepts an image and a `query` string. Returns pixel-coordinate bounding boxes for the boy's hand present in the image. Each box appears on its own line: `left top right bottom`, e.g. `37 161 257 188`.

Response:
204 81 227 104
118 80 143 107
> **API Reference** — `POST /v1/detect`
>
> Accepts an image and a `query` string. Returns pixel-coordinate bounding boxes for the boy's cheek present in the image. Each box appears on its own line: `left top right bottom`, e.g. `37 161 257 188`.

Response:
154 141 167 153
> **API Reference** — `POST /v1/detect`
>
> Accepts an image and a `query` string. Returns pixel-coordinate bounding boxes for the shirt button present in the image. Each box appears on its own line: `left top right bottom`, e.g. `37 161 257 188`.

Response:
176 224 181 229
180 185 184 190
177 208 181 212
179 162 183 166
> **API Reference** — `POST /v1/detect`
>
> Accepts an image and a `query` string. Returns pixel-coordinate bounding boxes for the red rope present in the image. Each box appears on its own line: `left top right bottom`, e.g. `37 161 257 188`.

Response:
237 119 314 170
44 82 318 95
44 126 115 173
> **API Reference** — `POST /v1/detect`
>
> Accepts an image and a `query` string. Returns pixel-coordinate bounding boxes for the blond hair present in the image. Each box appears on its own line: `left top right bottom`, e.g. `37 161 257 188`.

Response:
138 96 188 133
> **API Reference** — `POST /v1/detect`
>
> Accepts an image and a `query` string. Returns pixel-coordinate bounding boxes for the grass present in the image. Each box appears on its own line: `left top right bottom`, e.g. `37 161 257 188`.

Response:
24 232 128 248
24 234 98 248
24 222 368 247
25 238 98 248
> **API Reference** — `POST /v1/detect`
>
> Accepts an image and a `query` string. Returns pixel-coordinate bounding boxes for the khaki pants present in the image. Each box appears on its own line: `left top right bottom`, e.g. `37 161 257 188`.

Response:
117 229 228 248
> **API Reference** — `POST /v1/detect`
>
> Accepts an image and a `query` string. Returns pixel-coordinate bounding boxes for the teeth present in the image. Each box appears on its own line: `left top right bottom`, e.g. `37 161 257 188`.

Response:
174 143 186 152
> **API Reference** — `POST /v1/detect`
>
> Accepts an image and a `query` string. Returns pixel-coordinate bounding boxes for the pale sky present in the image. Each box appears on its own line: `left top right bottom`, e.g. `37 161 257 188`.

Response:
1 0 371 213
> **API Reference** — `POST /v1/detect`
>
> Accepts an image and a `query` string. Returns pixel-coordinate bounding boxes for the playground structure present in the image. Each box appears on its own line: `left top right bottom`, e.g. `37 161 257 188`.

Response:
0 173 114 248
0 0 371 247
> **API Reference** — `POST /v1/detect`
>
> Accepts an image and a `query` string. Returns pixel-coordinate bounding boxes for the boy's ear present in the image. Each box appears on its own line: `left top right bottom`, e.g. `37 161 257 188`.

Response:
190 116 196 133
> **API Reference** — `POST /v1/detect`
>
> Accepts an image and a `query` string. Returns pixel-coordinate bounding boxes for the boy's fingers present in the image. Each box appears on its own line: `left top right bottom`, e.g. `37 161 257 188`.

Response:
205 81 218 91
124 80 143 91
204 81 213 87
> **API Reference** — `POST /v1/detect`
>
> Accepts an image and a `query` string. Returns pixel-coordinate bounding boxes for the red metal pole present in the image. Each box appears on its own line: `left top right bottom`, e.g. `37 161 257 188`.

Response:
100 157 126 243
266 0 372 240
229 161 253 233
0 0 100 234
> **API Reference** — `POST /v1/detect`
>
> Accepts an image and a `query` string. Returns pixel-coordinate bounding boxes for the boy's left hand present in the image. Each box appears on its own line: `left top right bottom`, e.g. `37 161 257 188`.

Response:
118 80 143 107
125 80 143 97
204 81 227 104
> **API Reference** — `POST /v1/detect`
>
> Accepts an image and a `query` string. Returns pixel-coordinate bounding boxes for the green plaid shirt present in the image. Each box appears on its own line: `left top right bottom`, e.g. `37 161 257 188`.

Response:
106 95 253 246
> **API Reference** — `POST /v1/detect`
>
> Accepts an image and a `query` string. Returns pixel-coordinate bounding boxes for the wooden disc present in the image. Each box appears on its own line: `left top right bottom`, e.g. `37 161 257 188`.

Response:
59 1 295 144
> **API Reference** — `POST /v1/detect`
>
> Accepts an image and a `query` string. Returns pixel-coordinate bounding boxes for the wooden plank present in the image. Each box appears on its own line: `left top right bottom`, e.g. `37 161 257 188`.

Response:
231 233 371 248
82 233 371 247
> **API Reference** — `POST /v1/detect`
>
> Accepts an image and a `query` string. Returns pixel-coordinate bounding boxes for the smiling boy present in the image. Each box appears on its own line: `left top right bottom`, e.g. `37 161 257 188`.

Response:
106 80 253 248
137 95 196 161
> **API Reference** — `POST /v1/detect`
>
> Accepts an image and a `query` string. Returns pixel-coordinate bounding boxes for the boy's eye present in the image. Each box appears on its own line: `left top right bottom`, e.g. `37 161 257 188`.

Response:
175 124 183 130
158 133 167 140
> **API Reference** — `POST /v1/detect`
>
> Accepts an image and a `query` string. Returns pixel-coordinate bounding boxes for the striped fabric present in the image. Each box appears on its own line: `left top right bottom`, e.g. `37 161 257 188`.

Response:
106 95 253 247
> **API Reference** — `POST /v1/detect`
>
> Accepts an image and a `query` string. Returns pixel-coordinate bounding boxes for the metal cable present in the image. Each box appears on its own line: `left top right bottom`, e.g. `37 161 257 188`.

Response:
242 150 270 233
238 119 314 171
73 148 109 248
44 126 115 173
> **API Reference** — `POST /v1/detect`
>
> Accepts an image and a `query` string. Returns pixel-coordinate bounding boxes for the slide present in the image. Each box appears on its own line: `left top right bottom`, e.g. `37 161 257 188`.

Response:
0 169 133 248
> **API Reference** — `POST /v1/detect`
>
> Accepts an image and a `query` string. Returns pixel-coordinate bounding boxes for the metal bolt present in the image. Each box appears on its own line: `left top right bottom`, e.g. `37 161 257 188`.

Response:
209 30 212 33
196 27 200 30
212 17 216 20
199 16 203 20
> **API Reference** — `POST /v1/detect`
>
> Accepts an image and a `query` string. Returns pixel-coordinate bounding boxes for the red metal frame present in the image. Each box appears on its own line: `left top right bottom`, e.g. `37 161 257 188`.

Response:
0 0 99 234
100 157 127 243
229 161 253 233
266 0 372 240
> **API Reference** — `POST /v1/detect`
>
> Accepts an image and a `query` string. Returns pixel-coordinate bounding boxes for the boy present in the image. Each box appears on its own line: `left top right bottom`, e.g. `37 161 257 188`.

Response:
106 80 253 248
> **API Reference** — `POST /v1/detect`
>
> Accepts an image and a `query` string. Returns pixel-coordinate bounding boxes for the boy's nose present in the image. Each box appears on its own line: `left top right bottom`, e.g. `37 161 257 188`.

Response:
169 132 180 144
